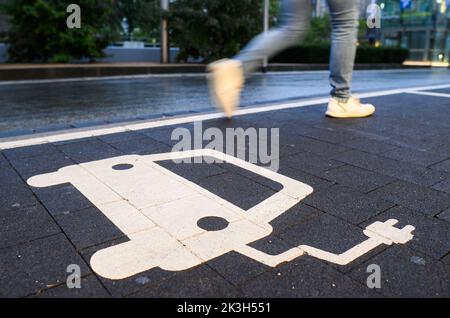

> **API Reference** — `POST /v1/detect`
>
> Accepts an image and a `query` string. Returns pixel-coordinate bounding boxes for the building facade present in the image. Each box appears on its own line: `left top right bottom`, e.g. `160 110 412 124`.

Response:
315 0 449 64
380 0 449 63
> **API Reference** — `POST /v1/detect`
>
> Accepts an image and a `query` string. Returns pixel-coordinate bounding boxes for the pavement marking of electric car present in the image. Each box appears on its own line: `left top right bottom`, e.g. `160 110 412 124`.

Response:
27 149 415 280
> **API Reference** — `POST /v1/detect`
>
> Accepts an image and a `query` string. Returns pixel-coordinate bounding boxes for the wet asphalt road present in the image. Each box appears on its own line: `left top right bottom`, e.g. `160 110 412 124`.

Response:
0 68 449 136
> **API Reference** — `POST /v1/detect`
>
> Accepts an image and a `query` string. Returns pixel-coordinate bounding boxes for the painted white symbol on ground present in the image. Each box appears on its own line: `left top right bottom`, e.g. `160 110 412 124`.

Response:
27 149 415 280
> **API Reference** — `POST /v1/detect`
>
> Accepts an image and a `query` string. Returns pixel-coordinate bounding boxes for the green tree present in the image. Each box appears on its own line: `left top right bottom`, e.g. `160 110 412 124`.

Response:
1 0 118 62
304 14 332 45
304 14 367 45
116 0 160 42
169 0 279 62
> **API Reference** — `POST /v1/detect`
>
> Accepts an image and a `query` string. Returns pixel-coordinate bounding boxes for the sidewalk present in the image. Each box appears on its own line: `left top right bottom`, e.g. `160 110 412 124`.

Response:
0 62 422 81
0 85 449 298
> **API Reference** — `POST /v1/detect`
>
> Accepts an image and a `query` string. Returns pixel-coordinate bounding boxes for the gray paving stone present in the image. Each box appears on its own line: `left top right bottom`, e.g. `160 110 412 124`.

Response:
278 166 334 192
0 152 9 167
3 143 61 161
383 133 447 151
380 147 449 167
348 246 450 297
241 257 378 298
202 116 264 131
194 172 275 210
317 165 396 193
277 212 386 273
215 162 283 189
207 237 294 286
312 117 375 132
303 184 394 224
437 208 450 223
270 203 322 235
340 136 398 155
277 213 366 256
80 238 177 297
271 107 324 124
157 158 228 182
432 179 450 194
35 184 94 216
258 109 322 126
0 234 90 298
381 121 445 139
375 159 449 187
361 206 450 260
370 181 450 216
283 151 345 175
332 150 393 171
333 150 449 186
431 144 450 157
296 126 360 145
98 131 146 144
230 189 278 212
280 134 350 157
443 254 450 265
31 275 110 298
110 136 171 155
57 139 123 163
430 159 450 173
0 164 26 187
251 175 285 192
0 183 38 212
54 207 125 250
128 265 241 298
0 204 60 249
9 151 75 181
140 124 194 147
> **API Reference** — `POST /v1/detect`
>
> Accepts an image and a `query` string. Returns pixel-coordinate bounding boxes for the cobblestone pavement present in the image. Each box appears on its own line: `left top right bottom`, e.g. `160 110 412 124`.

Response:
0 84 450 298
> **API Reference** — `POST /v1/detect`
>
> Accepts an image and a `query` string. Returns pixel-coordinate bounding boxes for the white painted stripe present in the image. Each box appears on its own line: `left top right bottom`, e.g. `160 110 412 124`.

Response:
1 82 450 150
405 90 450 98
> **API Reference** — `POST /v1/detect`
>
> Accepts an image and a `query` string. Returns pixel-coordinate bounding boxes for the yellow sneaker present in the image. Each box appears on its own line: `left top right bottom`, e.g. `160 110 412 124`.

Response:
326 96 376 118
207 59 244 119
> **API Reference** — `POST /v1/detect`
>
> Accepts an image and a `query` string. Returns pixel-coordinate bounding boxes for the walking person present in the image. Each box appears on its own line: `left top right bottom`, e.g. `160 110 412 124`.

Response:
208 0 375 119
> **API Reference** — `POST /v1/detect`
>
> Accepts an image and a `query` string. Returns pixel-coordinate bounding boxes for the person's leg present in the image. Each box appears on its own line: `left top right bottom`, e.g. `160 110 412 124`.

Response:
327 0 359 100
325 0 376 118
236 0 313 74
208 0 312 118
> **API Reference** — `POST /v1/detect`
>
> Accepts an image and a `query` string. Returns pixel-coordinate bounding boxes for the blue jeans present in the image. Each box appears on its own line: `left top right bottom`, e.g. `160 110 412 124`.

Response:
235 0 360 100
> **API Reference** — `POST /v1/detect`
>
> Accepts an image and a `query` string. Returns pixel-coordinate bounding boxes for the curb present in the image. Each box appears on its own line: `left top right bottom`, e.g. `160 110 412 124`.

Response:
0 63 427 81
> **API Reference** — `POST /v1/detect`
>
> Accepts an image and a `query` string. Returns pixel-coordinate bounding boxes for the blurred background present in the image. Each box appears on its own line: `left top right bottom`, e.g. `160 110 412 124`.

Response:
0 0 448 65
0 1 449 137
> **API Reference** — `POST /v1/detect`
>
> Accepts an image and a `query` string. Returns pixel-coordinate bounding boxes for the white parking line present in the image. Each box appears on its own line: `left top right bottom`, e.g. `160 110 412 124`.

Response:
1 83 450 150
405 90 450 98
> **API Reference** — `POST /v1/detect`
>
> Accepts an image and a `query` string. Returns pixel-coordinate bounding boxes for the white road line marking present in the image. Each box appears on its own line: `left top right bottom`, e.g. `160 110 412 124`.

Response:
405 90 450 98
1 83 450 150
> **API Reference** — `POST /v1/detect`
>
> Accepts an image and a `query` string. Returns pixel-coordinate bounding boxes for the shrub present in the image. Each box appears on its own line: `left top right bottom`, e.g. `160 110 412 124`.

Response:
169 0 279 63
270 45 409 64
0 0 118 63
355 46 409 64
116 0 160 42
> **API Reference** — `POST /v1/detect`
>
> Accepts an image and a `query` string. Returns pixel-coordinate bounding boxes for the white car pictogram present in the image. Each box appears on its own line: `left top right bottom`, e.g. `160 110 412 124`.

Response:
28 149 415 280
